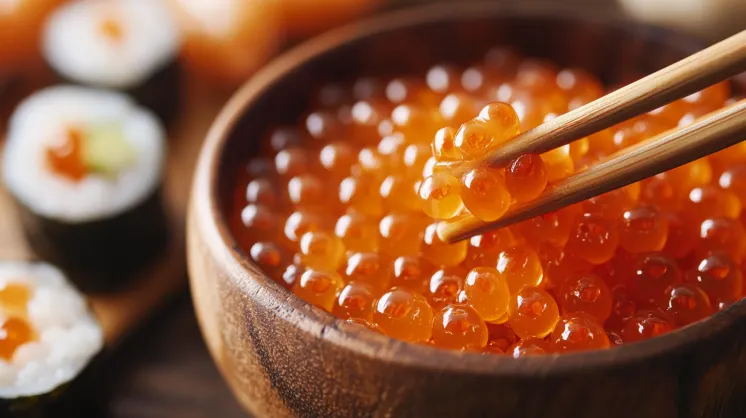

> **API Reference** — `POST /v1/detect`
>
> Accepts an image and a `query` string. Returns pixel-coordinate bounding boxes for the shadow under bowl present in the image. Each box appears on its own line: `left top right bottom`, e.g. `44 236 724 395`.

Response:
187 2 746 417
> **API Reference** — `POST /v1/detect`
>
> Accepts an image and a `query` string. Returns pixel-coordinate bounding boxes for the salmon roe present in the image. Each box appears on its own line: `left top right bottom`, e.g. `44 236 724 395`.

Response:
230 48 740 354
46 127 87 182
0 318 34 361
0 282 32 319
0 282 36 360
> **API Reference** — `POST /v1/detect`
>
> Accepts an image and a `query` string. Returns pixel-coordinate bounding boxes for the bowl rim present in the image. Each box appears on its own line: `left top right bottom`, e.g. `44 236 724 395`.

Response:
192 0 743 376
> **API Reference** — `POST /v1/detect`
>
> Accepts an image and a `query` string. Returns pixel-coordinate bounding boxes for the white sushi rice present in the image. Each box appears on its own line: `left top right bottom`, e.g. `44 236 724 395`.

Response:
3 85 165 223
43 0 181 89
0 262 103 399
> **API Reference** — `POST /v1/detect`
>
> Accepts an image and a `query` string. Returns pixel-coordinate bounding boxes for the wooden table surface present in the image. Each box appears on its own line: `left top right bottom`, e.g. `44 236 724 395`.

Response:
106 294 246 418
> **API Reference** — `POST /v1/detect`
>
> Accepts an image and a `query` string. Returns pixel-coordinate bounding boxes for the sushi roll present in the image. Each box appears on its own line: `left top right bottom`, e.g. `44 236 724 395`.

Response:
3 86 169 292
0 262 104 415
42 0 182 126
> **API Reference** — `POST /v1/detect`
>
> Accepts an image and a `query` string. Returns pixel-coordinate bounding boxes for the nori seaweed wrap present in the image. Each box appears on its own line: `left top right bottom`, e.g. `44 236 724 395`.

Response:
3 86 168 292
42 0 182 127
0 263 105 416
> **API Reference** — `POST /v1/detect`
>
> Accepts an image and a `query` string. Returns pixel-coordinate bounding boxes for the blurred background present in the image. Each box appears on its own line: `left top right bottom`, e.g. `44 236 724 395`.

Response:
0 0 744 417
2 0 744 98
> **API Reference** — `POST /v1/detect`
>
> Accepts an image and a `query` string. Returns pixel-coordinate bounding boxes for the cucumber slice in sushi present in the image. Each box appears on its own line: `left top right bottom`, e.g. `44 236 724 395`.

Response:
82 123 137 177
3 86 169 292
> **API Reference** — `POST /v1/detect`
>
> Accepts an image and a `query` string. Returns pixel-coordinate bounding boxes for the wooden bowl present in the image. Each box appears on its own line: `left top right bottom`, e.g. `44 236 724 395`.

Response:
187 2 746 417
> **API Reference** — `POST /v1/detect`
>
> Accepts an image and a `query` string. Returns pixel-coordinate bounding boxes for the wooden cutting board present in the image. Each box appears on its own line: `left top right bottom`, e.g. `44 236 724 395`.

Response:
0 77 228 347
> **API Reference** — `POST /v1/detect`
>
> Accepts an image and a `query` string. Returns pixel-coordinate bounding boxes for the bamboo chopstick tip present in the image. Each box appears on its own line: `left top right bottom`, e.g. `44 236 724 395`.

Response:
436 222 459 244
436 218 476 244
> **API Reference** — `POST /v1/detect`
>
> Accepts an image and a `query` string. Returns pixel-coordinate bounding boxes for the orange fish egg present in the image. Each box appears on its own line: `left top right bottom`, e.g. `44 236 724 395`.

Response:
565 213 619 265
558 273 612 322
621 310 674 343
463 228 518 270
697 217 746 262
334 212 379 253
391 104 439 144
282 211 324 249
421 223 468 267
0 318 34 361
682 185 741 224
402 143 432 176
477 102 520 143
0 283 31 318
305 110 344 143
497 245 544 293
453 118 498 160
431 127 462 162
662 213 697 260
279 264 304 290
618 206 669 253
418 173 464 220
550 312 610 353
431 304 489 350
485 323 518 353
666 159 713 195
663 283 712 326
339 175 384 218
390 256 432 293
245 178 278 208
519 207 578 248
264 127 304 156
333 281 378 321
240 204 279 244
460 167 511 222
508 286 560 339
584 185 640 220
428 267 467 309
249 242 286 279
319 142 356 179
505 154 547 203
507 338 550 358
719 164 746 206
380 175 421 213
343 252 390 291
630 252 682 307
349 100 389 144
439 93 479 128
373 288 434 343
379 213 427 258
299 231 346 271
426 64 462 95
640 174 682 212
556 68 604 110
464 267 511 322
689 253 743 306
46 127 86 182
287 175 324 209
293 269 345 312
540 145 574 183
274 148 310 178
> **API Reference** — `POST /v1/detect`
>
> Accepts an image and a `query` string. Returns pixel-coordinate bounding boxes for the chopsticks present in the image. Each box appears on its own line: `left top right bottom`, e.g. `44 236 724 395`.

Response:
437 29 746 243
437 29 746 176
438 98 746 243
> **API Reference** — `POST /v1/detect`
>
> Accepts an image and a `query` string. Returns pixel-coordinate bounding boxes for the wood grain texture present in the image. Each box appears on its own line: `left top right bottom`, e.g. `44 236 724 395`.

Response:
438 27 746 173
106 296 246 418
440 98 746 242
187 2 746 418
